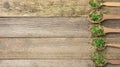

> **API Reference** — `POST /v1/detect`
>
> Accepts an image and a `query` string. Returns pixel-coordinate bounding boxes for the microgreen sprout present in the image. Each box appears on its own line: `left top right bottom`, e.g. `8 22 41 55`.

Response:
89 10 103 23
92 38 105 50
91 24 105 36
91 53 107 67
89 0 101 9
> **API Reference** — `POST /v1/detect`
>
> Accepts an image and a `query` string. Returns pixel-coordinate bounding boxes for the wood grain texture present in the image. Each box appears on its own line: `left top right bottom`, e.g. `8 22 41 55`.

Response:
0 60 120 67
0 60 94 67
0 38 92 59
0 0 119 67
0 17 90 38
0 0 89 17
0 38 119 59
0 17 119 38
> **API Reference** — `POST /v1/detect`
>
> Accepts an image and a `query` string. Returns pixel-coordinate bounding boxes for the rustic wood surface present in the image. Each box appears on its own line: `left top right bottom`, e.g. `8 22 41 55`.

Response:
0 0 89 17
0 0 119 17
0 38 119 60
0 17 90 38
0 38 91 59
0 17 119 38
0 0 119 67
0 60 94 67
0 17 119 67
0 60 119 67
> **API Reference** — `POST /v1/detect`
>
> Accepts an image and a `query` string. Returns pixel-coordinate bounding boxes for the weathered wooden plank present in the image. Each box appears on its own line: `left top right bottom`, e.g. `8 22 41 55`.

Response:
0 60 119 67
0 0 89 17
0 38 92 59
0 60 94 67
0 17 90 38
0 17 119 38
0 38 119 59
103 20 120 29
1 0 119 17
107 64 120 67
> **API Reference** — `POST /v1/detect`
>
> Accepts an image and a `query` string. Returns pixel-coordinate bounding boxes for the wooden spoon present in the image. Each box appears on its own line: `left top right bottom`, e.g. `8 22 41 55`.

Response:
105 44 120 48
103 26 120 33
102 14 120 22
89 14 120 23
101 2 120 7
101 60 120 66
95 44 120 51
109 60 120 65
89 0 120 9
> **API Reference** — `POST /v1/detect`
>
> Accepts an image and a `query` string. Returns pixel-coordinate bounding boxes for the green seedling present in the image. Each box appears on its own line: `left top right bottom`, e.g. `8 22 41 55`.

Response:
89 10 103 23
91 53 107 67
89 0 101 9
92 38 105 50
92 38 120 50
91 24 120 36
91 24 104 36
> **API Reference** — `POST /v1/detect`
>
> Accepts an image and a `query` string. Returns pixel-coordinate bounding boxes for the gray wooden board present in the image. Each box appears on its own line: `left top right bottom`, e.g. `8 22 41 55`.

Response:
0 17 90 38
0 60 119 67
0 0 120 17
0 60 94 67
0 0 89 17
0 38 119 59
0 0 119 67
0 17 119 38
0 38 92 59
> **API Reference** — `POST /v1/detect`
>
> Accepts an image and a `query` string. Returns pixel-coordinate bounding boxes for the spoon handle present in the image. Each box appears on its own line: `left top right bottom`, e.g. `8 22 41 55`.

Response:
103 15 120 20
106 44 120 48
109 60 120 64
103 27 120 33
102 2 120 7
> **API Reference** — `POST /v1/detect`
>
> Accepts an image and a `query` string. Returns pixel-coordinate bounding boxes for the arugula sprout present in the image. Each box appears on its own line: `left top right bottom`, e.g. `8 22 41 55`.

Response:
92 38 105 50
89 0 101 8
91 24 105 36
89 10 103 22
91 53 107 66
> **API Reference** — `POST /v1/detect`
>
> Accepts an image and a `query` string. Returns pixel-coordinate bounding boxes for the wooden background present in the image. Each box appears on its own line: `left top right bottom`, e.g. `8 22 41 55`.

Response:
0 0 120 67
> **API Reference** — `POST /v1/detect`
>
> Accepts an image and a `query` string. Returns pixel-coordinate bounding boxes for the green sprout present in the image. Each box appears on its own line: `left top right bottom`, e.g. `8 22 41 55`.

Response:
89 10 103 22
92 38 105 50
91 24 105 36
89 0 101 8
91 53 107 67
